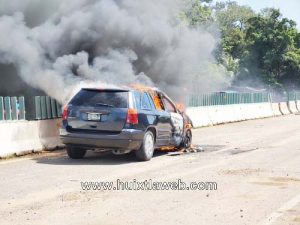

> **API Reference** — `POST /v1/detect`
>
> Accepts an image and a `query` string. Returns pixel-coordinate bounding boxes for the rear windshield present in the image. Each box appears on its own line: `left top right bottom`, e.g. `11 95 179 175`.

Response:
70 89 128 108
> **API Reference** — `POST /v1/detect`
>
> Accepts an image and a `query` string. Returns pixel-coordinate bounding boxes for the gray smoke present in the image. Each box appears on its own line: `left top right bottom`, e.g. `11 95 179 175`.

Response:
0 0 230 104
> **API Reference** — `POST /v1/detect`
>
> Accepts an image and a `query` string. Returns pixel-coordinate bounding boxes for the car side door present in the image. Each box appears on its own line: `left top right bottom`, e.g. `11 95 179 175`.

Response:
134 91 157 132
148 92 172 146
161 94 184 146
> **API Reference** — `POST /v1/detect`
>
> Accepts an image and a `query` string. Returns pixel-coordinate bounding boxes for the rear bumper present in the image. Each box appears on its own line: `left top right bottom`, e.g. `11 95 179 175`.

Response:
60 128 144 150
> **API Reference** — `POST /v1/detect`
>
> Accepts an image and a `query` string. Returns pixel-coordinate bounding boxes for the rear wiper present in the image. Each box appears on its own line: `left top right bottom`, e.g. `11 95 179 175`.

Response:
94 103 114 107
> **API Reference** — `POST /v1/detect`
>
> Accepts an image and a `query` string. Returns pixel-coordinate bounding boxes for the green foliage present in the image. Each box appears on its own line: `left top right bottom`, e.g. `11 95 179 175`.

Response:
182 0 300 91
240 8 300 89
181 0 214 27
215 1 255 32
213 1 255 74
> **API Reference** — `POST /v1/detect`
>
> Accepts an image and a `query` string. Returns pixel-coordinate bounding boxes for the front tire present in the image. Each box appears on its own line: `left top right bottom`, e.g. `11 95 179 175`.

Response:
66 147 87 159
180 129 192 149
135 131 155 161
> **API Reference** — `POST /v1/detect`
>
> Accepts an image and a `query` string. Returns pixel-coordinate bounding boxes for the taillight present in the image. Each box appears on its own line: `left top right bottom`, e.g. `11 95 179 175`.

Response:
62 105 68 120
126 108 138 125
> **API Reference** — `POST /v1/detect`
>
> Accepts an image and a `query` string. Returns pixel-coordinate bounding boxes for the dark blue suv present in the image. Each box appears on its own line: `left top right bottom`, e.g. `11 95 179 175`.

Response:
60 87 192 161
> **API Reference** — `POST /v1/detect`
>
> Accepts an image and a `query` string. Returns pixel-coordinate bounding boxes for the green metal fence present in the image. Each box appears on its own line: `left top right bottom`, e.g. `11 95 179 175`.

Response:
35 96 62 120
287 92 300 101
188 92 271 107
0 96 26 121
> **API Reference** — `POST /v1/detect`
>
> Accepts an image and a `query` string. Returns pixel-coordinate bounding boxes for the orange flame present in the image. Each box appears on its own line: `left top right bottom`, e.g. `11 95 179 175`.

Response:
151 93 163 110
176 103 186 113
129 83 164 111
160 146 178 151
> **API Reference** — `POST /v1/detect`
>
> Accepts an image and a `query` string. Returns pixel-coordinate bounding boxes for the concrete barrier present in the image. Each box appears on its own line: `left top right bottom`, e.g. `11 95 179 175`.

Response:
186 107 212 128
271 103 282 116
198 104 257 125
288 101 298 114
296 101 300 112
221 105 237 123
237 103 273 120
0 119 63 158
208 106 224 125
38 119 62 149
256 104 266 118
244 104 259 119
187 102 277 128
240 104 252 120
279 102 291 115
0 121 41 157
231 104 245 122
258 103 274 118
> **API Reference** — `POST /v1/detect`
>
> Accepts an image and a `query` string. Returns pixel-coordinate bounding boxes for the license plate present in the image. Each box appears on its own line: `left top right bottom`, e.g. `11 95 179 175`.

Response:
87 113 101 121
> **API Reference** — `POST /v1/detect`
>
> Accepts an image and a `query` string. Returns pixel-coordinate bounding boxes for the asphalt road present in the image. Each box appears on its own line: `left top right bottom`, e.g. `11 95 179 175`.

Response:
1 115 300 225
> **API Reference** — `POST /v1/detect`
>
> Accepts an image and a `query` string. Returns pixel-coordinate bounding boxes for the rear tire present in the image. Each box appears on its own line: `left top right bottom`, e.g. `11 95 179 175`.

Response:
135 131 155 161
66 147 87 159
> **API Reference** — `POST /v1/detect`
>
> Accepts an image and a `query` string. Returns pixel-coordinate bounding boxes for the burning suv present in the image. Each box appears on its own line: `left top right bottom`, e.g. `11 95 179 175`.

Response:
60 86 192 161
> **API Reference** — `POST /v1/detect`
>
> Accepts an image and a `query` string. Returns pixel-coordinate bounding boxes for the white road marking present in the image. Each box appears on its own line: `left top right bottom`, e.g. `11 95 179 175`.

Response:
259 193 300 225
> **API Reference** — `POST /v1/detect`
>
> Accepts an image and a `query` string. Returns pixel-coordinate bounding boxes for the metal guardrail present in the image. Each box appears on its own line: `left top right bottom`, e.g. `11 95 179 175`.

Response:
34 96 62 120
188 92 271 107
0 96 26 121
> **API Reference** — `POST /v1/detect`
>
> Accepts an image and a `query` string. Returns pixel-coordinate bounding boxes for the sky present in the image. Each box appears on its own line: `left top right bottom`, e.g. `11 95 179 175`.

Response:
226 0 300 28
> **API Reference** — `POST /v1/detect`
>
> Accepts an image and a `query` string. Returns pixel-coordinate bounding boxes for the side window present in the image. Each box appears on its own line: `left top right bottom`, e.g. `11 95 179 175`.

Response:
141 93 152 110
133 91 141 109
150 92 164 111
162 97 176 113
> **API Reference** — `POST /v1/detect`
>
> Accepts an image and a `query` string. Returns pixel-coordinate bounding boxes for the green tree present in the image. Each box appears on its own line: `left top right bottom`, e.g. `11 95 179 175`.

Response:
181 0 214 27
182 1 300 90
239 8 300 90
214 1 255 74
